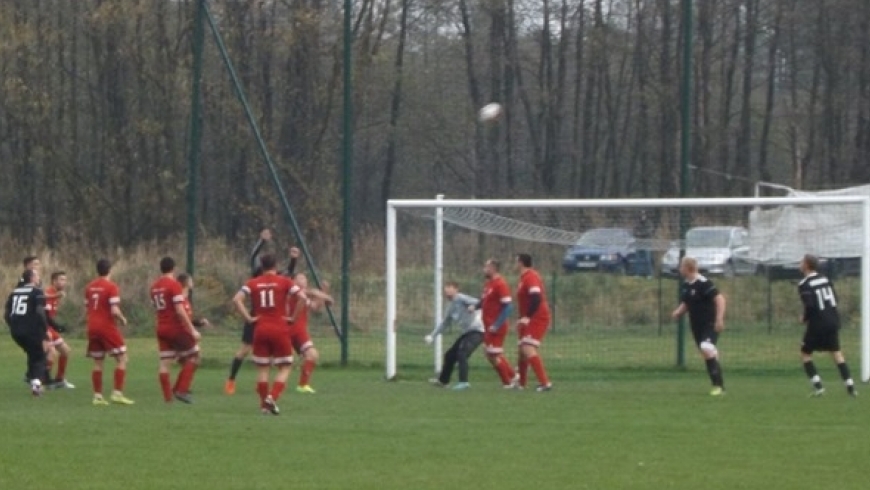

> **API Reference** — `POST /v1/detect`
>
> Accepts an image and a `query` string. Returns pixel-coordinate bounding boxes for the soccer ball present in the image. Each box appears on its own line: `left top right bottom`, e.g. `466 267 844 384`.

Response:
478 103 503 123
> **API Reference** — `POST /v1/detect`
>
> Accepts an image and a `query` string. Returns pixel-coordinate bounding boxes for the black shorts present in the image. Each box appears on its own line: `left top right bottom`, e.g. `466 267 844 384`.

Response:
801 327 840 354
691 326 718 348
241 322 255 345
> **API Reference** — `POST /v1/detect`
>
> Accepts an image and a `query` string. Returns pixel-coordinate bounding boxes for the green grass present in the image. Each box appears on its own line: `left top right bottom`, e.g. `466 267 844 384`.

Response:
0 336 868 489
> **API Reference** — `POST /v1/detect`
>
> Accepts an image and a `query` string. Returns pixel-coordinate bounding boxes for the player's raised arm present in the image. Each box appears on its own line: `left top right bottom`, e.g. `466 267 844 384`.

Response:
250 228 271 276
285 246 300 276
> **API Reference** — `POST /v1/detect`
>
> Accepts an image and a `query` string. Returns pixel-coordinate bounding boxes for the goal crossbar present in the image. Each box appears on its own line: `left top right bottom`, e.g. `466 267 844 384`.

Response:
385 196 870 382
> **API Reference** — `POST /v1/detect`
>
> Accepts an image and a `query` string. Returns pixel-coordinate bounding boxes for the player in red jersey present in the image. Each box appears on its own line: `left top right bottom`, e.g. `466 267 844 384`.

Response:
514 253 552 391
476 259 516 387
287 272 334 394
177 272 209 396
232 254 308 415
44 271 75 389
150 257 200 404
85 258 133 405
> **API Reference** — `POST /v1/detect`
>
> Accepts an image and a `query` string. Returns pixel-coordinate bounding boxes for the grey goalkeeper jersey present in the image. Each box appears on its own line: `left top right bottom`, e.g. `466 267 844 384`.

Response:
430 293 484 337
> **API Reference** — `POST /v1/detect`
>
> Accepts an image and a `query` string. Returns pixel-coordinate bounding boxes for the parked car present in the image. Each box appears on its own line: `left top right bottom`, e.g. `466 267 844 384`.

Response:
562 228 638 274
661 226 756 276
759 257 858 280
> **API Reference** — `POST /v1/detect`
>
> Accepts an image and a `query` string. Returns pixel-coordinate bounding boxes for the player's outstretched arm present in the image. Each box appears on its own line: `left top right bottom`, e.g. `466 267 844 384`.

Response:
426 300 457 343
285 247 300 276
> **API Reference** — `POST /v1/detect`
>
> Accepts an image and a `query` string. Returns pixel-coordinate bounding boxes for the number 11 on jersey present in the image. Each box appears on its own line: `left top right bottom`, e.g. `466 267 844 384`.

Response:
260 289 275 308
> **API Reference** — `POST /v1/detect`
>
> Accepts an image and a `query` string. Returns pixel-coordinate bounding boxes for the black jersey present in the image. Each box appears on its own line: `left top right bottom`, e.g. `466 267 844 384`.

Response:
798 273 840 330
681 275 720 330
4 285 48 338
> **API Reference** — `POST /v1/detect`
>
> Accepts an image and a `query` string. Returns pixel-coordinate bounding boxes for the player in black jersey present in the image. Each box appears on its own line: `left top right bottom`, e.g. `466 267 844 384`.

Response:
672 257 728 396
797 254 856 397
5 269 50 396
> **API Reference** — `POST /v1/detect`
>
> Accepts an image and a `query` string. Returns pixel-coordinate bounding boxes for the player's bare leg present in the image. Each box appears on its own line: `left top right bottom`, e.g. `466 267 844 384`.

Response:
91 358 109 405
521 344 551 391
109 353 134 405
297 347 319 394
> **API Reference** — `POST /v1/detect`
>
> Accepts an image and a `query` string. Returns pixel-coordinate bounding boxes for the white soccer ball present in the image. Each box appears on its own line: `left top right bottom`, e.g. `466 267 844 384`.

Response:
478 103 503 123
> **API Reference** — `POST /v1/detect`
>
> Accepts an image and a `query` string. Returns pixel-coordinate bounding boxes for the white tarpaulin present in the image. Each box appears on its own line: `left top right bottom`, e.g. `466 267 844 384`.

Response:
747 185 869 264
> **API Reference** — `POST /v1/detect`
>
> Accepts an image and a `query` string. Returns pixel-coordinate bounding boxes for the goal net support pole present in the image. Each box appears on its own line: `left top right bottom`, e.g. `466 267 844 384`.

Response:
434 194 444 373
385 196 870 382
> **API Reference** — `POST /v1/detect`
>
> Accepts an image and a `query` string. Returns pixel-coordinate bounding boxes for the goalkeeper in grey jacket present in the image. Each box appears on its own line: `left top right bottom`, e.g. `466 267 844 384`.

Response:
424 281 484 390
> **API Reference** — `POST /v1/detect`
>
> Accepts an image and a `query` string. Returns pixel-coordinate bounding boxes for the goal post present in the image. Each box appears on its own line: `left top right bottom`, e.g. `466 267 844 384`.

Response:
385 196 870 383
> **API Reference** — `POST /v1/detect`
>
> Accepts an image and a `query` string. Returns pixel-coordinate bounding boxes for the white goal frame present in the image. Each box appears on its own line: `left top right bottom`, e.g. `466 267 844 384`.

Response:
386 196 870 382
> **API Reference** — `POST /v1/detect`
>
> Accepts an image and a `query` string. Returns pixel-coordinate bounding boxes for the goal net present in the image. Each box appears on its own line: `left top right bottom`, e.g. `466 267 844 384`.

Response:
385 196 870 382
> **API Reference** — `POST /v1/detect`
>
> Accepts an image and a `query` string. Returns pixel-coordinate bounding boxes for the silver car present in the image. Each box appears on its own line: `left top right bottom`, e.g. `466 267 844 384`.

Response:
661 226 756 276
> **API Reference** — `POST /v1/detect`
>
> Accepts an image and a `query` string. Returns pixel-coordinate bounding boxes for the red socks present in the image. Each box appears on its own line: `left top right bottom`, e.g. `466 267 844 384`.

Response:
113 368 125 392
92 370 103 394
174 362 197 394
271 381 286 401
528 355 550 387
56 356 68 380
257 381 269 404
299 360 316 386
495 357 515 384
518 359 529 387
159 373 172 402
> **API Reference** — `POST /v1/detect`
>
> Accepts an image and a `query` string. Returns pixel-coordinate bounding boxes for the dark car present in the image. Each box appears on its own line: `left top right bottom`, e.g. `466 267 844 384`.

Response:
562 228 637 273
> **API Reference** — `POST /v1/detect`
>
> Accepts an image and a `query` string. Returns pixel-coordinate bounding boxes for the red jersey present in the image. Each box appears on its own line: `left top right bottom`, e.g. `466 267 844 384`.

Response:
241 273 300 330
45 286 60 320
481 276 512 328
85 277 121 331
150 276 186 333
288 295 309 329
517 269 550 321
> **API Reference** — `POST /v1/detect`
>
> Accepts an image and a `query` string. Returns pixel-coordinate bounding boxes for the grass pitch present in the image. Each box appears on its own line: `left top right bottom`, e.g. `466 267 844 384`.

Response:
0 337 867 490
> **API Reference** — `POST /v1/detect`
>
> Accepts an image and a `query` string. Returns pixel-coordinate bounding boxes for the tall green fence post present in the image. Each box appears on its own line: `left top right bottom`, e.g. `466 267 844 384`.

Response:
185 0 206 285
677 0 694 368
339 0 354 366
